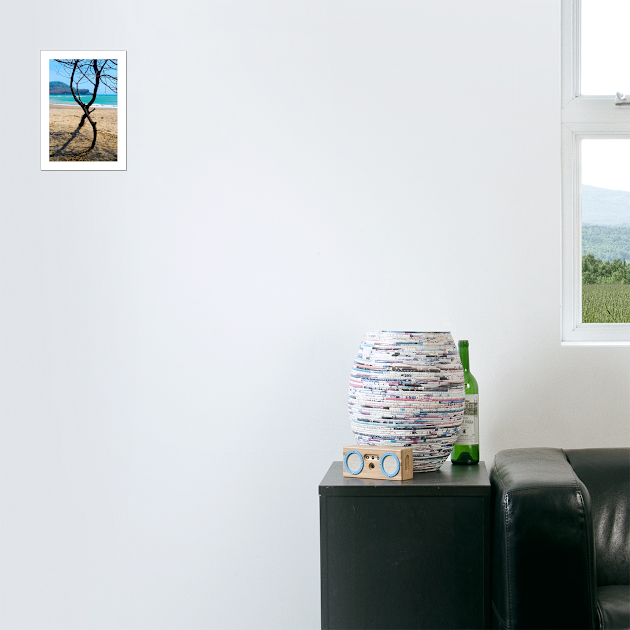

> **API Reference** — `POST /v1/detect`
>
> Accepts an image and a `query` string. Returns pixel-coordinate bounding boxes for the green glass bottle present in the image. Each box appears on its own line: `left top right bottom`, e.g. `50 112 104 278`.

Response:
451 340 479 465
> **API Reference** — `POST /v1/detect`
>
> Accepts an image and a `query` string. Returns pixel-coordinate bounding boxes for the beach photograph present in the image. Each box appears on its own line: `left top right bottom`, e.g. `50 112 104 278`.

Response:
41 51 126 170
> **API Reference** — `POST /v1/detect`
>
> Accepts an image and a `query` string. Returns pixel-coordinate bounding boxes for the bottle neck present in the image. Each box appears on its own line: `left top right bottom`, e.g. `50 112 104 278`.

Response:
459 345 470 371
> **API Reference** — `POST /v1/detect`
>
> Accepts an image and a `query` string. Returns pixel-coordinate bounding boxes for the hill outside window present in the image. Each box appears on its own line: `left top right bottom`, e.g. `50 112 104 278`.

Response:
561 0 630 344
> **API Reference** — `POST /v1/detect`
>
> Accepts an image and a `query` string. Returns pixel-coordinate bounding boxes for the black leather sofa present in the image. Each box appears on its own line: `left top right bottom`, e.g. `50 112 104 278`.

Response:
490 448 629 630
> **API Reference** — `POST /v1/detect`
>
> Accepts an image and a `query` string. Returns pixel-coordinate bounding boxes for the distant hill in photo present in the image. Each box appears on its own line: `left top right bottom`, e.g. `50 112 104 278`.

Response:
582 224 630 262
49 81 91 95
582 185 630 261
582 184 630 225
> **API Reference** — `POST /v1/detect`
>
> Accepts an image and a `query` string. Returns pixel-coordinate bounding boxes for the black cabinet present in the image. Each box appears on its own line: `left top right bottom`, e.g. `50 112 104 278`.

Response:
319 461 490 630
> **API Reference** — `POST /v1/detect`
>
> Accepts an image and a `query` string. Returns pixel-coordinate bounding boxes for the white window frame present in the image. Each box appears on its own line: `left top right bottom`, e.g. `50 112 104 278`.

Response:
561 0 630 345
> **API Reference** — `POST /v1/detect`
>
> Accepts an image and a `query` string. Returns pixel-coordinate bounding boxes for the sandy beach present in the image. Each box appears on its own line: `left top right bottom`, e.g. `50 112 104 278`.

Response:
49 104 117 161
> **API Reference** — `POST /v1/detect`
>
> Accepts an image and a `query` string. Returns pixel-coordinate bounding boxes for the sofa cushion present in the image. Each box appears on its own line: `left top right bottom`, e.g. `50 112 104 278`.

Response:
597 585 630 630
564 449 630 587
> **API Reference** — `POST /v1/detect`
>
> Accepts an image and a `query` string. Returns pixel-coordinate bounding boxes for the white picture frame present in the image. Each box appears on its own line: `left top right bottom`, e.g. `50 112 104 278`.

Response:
41 50 126 170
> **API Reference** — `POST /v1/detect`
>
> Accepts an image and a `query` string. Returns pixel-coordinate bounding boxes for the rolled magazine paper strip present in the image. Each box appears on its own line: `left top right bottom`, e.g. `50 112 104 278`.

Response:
615 92 630 106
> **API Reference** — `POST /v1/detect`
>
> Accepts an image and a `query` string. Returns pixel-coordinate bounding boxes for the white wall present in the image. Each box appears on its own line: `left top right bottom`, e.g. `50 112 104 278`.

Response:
1 1 628 628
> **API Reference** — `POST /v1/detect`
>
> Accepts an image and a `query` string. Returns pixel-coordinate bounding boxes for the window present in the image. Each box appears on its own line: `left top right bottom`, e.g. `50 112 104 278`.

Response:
561 0 630 344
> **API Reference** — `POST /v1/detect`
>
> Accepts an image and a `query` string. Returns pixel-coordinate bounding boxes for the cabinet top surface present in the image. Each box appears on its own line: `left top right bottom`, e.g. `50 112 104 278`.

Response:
319 461 490 497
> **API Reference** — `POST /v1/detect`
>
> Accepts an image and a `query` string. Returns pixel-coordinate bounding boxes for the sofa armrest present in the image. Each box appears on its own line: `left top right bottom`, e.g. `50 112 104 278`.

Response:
491 448 598 630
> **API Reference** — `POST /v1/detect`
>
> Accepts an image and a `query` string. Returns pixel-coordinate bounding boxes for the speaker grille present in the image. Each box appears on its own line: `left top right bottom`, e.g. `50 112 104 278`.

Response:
345 452 363 474
381 453 400 476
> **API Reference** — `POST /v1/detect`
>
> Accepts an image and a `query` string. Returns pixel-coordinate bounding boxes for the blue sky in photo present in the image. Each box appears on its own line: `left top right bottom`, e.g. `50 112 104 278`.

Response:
49 59 118 94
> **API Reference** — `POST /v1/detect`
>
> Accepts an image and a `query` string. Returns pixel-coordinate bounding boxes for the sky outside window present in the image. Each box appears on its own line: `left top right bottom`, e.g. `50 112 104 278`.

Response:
581 0 630 96
582 140 630 193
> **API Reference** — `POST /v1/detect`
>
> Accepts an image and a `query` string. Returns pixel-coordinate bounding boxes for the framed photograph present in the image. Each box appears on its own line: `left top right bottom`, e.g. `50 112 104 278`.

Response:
41 51 126 170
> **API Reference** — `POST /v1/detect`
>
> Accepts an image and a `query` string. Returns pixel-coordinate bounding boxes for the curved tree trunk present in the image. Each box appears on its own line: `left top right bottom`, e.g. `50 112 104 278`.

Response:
86 112 98 152
69 59 101 155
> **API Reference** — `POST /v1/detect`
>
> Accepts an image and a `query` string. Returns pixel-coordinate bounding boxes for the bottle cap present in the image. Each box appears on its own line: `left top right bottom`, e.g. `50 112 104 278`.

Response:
458 340 469 346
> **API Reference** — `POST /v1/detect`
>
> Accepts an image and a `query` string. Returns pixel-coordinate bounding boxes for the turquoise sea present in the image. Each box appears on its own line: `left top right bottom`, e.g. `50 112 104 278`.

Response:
50 94 118 108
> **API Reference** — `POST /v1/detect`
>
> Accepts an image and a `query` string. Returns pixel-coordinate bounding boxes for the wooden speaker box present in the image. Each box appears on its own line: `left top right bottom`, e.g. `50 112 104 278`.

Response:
342 445 413 480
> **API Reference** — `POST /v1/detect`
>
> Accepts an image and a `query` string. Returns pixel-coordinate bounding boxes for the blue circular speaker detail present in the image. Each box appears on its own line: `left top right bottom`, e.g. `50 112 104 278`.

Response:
344 450 364 475
380 452 400 477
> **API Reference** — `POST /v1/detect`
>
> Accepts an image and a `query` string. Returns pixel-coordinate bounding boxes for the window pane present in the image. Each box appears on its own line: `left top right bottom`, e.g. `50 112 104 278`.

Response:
582 139 630 322
581 0 630 96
